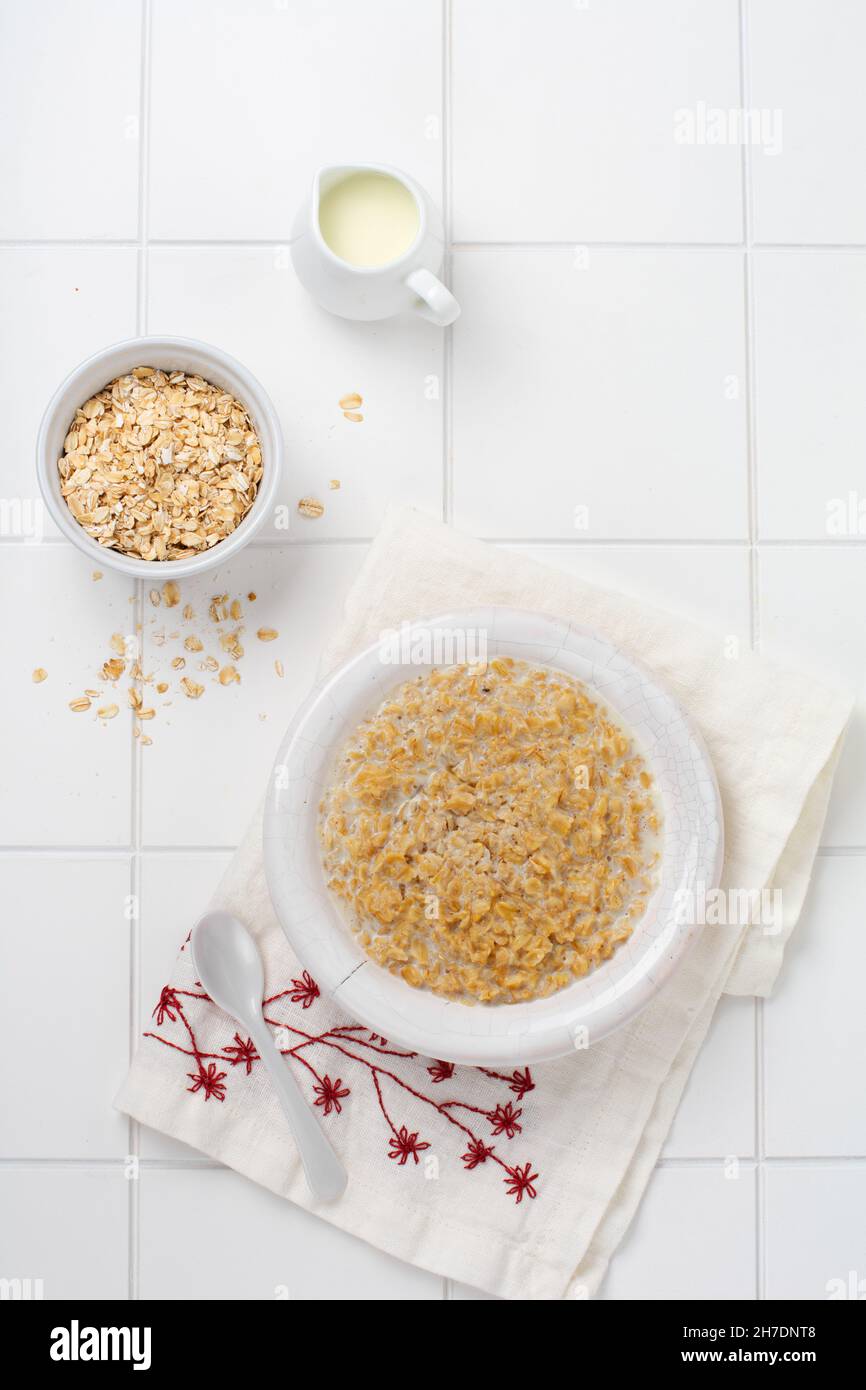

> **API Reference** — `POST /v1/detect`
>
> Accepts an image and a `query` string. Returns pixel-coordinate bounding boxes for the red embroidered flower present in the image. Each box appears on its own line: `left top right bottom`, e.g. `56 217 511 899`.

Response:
388 1126 430 1166
289 970 320 1009
313 1075 350 1116
462 1137 493 1169
187 1062 227 1102
224 1033 258 1075
503 1162 539 1203
146 961 545 1198
152 985 180 1026
508 1067 535 1099
488 1101 523 1139
427 1059 455 1084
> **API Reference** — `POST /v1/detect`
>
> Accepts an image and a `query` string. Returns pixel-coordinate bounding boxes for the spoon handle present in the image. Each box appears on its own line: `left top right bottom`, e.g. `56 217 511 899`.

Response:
250 1016 348 1203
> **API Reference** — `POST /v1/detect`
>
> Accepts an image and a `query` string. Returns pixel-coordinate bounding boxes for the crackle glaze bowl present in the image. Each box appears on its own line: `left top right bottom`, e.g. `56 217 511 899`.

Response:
263 608 724 1066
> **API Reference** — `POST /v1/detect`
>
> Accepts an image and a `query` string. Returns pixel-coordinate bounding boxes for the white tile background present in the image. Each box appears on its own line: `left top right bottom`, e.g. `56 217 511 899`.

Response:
1 0 865 1301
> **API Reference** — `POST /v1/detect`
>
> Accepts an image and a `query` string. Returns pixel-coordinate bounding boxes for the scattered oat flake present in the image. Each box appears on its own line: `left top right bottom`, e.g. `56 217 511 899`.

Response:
156 682 169 694
339 393 363 411
84 688 100 698
229 599 242 621
274 659 284 678
343 411 364 423
141 735 153 747
181 677 204 699
219 665 240 686
257 627 278 642
163 581 181 608
184 635 203 652
32 668 47 683
110 633 126 656
102 657 125 681
139 708 156 721
219 630 244 660
209 594 228 623
182 604 194 621
329 478 341 490
149 589 161 607
92 571 103 581
297 497 324 519
247 591 256 602
69 697 91 712
171 656 186 670
97 704 119 720
128 687 142 710
200 656 219 672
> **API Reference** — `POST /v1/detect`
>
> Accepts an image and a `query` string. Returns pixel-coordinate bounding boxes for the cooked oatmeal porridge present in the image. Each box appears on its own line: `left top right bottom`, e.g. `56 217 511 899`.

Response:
318 656 661 1004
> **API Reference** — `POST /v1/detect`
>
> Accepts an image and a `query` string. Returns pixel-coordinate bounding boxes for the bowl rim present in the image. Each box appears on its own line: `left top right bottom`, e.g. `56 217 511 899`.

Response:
263 607 725 1065
35 334 283 578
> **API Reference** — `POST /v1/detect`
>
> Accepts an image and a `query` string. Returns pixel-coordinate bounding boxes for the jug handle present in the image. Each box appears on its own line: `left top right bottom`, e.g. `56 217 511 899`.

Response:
406 268 461 327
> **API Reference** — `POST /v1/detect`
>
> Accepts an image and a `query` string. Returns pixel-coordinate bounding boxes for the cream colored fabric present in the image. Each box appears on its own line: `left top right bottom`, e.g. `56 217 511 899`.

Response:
117 506 851 1299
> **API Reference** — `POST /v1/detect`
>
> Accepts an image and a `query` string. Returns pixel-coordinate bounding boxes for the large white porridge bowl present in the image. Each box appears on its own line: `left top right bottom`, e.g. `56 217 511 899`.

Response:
264 608 723 1066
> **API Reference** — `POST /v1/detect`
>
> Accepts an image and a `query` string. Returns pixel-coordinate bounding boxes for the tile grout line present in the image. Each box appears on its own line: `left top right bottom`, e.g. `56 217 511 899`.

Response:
739 0 759 651
3 841 865 858
440 2 453 1301
10 534 866 549
755 1003 767 1298
134 0 151 336
738 0 766 1302
8 238 866 252
441 0 454 529
0 1159 220 1171
0 845 137 857
4 1153 864 1172
454 240 748 252
128 575 144 1308
0 844 237 856
128 0 152 1305
450 241 866 254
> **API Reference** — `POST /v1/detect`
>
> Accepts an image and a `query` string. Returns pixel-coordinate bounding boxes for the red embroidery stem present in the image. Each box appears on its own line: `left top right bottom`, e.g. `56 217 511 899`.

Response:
148 984 538 1196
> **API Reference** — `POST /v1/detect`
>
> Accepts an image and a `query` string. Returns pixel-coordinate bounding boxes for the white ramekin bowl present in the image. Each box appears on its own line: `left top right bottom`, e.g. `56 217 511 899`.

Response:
36 336 283 578
264 608 725 1066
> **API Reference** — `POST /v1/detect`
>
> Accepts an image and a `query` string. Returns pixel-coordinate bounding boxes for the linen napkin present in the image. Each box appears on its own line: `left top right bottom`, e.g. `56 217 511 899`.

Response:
116 506 852 1300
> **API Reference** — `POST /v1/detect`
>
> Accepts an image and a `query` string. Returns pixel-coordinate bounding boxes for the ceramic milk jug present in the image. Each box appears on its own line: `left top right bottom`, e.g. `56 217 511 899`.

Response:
291 163 460 326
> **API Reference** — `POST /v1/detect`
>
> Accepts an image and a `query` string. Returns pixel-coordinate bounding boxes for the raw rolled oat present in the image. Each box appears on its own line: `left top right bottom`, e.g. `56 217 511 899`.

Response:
58 369 263 561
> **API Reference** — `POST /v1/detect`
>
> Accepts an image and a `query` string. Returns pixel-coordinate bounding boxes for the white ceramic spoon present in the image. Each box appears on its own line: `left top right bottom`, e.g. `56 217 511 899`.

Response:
191 910 348 1203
